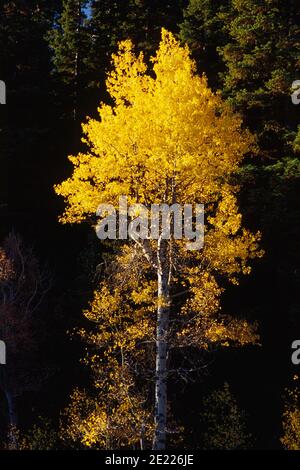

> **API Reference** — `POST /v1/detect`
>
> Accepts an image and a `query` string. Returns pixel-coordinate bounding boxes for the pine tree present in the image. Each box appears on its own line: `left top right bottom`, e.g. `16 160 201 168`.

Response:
87 0 184 91
179 0 230 88
218 0 300 372
219 0 300 158
219 1 300 283
48 0 89 120
129 0 184 53
86 0 131 92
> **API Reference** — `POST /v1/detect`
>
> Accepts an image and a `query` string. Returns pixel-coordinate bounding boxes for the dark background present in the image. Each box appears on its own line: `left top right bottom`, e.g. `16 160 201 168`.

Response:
0 0 300 449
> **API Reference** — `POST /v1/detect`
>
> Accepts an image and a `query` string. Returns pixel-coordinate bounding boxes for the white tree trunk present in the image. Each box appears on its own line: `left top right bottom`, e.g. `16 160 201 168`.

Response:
153 239 170 450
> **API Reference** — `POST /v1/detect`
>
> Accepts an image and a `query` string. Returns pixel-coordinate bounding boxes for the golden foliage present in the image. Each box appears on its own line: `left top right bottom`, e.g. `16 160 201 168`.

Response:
55 29 256 222
61 373 153 449
61 246 155 448
281 376 300 450
56 29 264 448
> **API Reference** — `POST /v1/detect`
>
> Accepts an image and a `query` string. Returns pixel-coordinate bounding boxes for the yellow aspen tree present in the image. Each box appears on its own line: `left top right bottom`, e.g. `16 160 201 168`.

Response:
55 29 263 450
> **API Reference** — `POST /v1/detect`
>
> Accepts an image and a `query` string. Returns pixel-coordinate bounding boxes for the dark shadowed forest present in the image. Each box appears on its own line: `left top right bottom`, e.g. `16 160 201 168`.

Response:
0 0 300 453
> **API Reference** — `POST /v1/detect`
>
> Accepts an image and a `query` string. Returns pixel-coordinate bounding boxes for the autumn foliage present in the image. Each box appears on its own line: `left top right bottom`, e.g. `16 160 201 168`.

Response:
55 29 263 449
